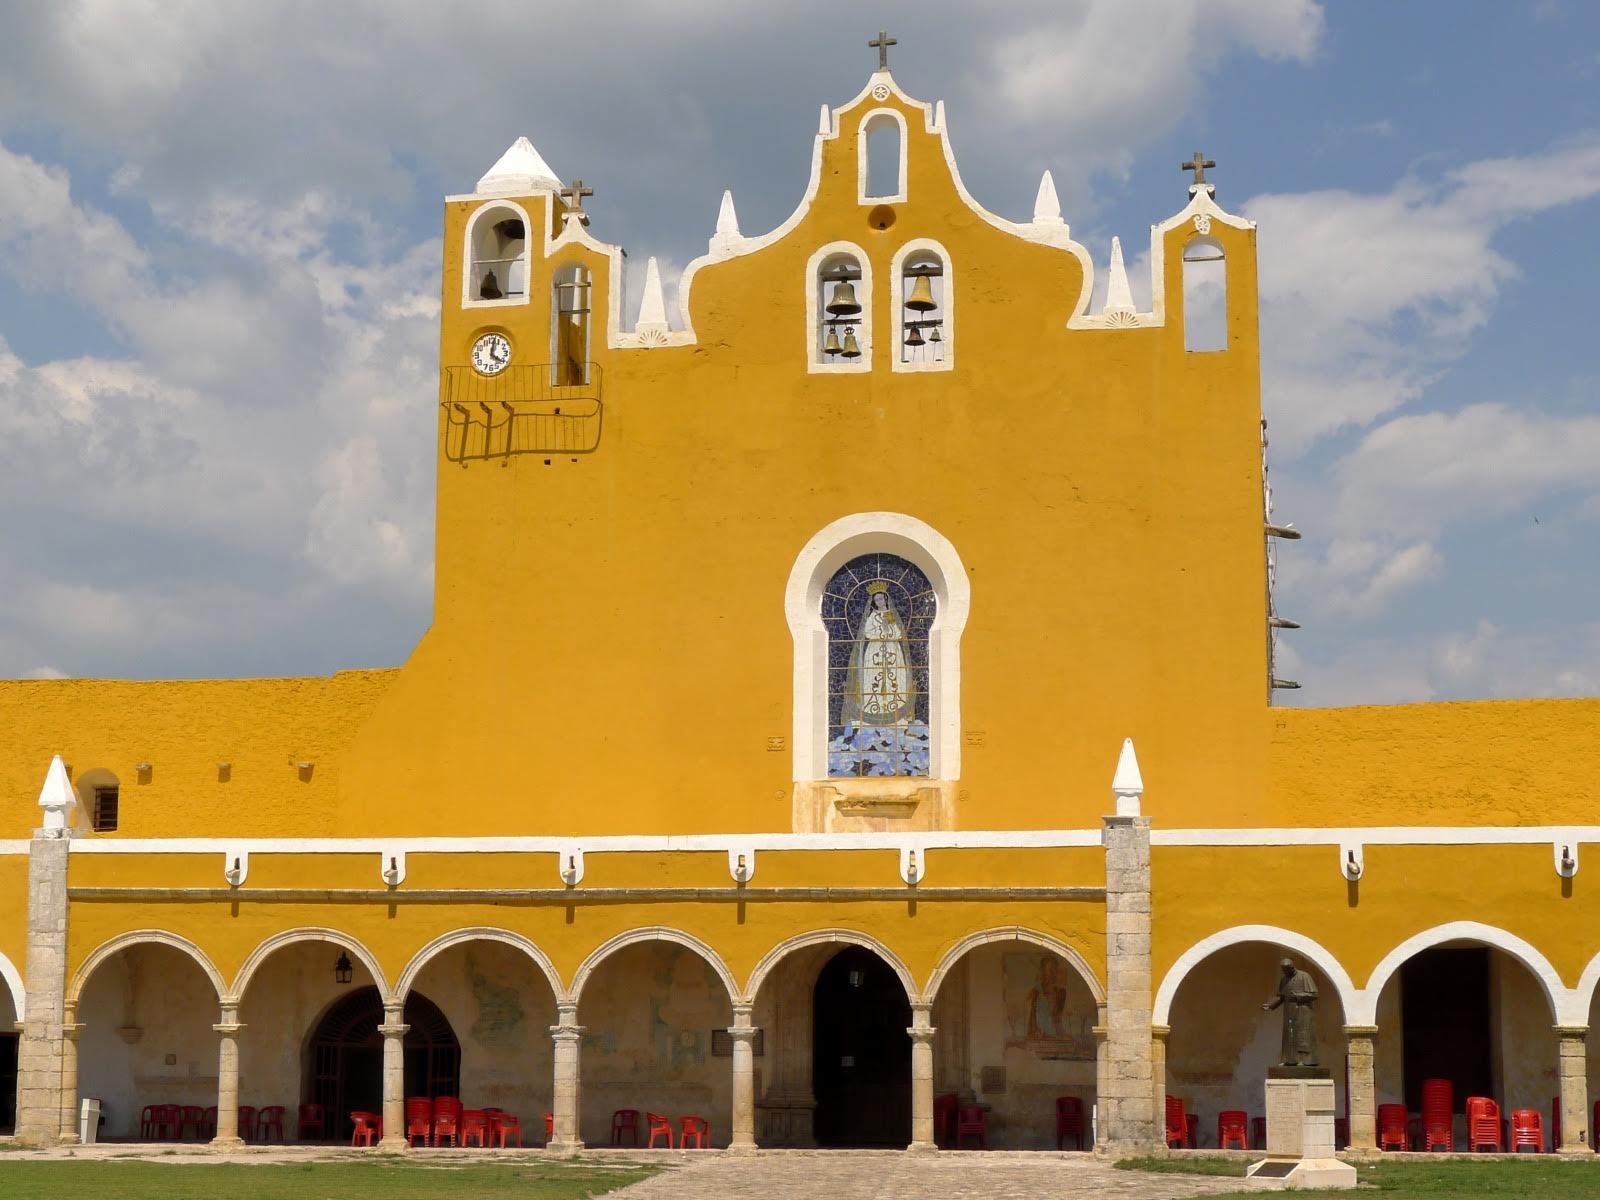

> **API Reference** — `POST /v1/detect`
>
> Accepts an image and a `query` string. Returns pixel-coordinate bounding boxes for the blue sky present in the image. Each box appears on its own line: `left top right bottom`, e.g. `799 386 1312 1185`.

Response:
0 1 1595 705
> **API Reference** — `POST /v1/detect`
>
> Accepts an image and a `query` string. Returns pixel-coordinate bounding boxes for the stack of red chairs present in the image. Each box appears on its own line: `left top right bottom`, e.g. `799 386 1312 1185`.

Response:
1551 1097 1561 1152
405 1096 434 1147
1377 1103 1410 1151
1164 1096 1191 1148
1218 1110 1248 1150
1055 1096 1085 1150
1420 1078 1453 1151
433 1096 463 1147
1509 1109 1543 1153
933 1093 959 1148
1466 1095 1502 1152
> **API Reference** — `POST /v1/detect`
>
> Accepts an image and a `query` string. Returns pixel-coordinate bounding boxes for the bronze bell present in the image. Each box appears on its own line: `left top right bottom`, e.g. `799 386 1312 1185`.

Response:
905 324 925 348
905 273 938 312
826 279 862 316
840 328 862 358
824 328 842 356
929 324 943 343
480 270 503 300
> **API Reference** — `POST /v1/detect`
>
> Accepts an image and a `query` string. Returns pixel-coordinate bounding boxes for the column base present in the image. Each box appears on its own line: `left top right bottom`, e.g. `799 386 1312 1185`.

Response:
57 1133 81 1146
906 1140 939 1155
547 1137 585 1156
376 1134 409 1151
726 1141 759 1157
1559 1145 1594 1157
211 1135 246 1151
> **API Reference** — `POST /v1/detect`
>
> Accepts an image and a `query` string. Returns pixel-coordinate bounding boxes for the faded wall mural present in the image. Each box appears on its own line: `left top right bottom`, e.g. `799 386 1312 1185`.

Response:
1003 954 1095 1061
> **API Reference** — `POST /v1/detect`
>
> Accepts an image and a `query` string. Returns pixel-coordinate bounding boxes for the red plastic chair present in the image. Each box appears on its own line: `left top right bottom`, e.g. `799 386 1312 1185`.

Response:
956 1105 987 1150
543 1112 554 1146
1510 1109 1543 1154
611 1108 641 1146
405 1096 435 1147
1420 1079 1453 1151
1055 1096 1085 1150
433 1097 462 1148
201 1106 217 1140
1467 1096 1502 1152
680 1114 710 1148
296 1103 326 1141
934 1093 960 1149
1218 1109 1248 1151
1551 1097 1561 1153
461 1109 490 1147
178 1105 204 1140
1378 1103 1410 1151
257 1105 286 1142
1165 1096 1190 1148
350 1110 381 1147
490 1112 522 1148
646 1111 674 1148
235 1104 257 1142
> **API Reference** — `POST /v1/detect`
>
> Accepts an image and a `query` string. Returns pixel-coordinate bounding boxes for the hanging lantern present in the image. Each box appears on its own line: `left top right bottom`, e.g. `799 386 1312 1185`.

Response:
840 329 862 359
905 273 937 312
479 270 503 300
334 952 353 985
825 279 861 316
905 324 925 348
824 328 842 356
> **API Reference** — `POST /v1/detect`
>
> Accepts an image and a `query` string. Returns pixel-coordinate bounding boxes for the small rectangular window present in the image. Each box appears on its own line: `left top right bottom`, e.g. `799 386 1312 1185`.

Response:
92 786 119 832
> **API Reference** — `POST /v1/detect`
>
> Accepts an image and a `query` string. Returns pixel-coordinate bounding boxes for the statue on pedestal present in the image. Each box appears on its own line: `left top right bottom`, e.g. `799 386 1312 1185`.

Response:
1262 958 1319 1067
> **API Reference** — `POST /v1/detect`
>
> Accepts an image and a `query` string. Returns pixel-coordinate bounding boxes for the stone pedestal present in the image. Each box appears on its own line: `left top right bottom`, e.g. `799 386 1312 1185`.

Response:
1246 1071 1356 1190
1342 1026 1377 1154
908 1004 937 1152
548 1004 586 1155
1099 815 1156 1151
212 1009 246 1149
728 1006 759 1153
376 1007 410 1150
1557 1025 1590 1154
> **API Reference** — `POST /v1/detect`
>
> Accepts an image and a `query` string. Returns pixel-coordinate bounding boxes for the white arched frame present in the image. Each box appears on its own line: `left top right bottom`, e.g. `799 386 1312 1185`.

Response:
1152 924 1358 1027
891 238 953 373
745 928 919 1005
1356 921 1572 1027
0 949 24 1018
67 930 227 1007
395 927 565 1004
785 512 970 782
569 927 738 1008
806 240 872 374
232 927 392 1005
461 199 533 310
924 926 1104 1005
857 108 908 204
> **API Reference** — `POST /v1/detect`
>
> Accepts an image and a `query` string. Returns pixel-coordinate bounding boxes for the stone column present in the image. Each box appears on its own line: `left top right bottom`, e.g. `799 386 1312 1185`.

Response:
1101 813 1156 1151
728 1003 759 1153
1343 1025 1378 1154
1093 1003 1109 1148
376 1002 409 1149
57 1011 81 1144
908 1003 937 1152
1150 1023 1169 1147
213 1004 245 1148
549 1002 585 1154
16 828 71 1146
1556 1025 1590 1154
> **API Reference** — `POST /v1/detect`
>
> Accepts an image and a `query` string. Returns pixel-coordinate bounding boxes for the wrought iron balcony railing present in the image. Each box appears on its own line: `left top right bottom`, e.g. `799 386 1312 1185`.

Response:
442 364 603 460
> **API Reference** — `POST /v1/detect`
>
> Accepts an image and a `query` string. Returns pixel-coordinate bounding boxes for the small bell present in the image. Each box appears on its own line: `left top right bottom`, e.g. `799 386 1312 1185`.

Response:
929 325 943 343
479 270 503 300
826 279 862 316
840 328 862 359
824 328 842 356
493 218 526 241
905 324 925 348
905 273 938 312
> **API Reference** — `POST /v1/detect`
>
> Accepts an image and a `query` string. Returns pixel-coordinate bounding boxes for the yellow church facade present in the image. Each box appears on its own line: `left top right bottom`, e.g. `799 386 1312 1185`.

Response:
3 61 1599 1157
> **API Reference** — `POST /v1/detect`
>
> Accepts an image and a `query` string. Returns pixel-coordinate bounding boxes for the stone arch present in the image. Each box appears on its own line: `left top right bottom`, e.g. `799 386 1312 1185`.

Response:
395 927 564 1003
67 930 226 1007
0 948 24 1017
1356 921 1571 1026
569 927 738 1007
1153 924 1358 1026
924 926 1105 1005
232 928 391 1005
746 928 919 1005
1571 950 1600 1025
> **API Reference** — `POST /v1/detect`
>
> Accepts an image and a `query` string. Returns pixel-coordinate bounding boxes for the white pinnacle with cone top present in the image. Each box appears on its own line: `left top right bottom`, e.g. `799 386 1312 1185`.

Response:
636 257 669 333
1111 738 1144 816
1105 237 1135 314
1033 170 1063 224
711 189 743 252
37 753 76 831
475 135 561 196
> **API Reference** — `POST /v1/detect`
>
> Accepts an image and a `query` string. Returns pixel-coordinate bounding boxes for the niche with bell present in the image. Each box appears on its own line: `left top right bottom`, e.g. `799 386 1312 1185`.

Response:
817 253 866 366
467 203 530 303
898 254 945 365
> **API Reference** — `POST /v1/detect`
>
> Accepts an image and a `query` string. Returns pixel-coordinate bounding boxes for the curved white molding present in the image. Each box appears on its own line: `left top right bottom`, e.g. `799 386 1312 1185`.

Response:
394 927 563 1003
857 108 909 204
1356 921 1572 1027
0 949 24 1018
923 926 1105 1005
461 198 534 311
67 929 227 1007
806 241 873 373
745 927 919 1005
889 238 953 374
1152 924 1358 1027
1569 950 1600 1024
568 927 739 1008
784 512 971 782
232 927 392 1005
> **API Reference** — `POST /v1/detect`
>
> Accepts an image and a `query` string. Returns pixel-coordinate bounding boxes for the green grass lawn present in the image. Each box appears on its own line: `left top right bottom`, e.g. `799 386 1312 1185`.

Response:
0 1158 659 1200
1122 1156 1600 1198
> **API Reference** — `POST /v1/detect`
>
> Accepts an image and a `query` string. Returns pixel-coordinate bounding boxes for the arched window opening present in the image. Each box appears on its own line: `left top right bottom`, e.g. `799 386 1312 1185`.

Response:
467 203 529 304
899 253 946 365
824 552 936 777
551 262 591 385
861 111 905 202
1182 236 1227 352
816 252 866 367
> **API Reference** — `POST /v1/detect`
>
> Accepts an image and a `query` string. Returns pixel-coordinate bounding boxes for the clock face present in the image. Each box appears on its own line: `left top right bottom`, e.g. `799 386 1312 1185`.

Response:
471 332 511 376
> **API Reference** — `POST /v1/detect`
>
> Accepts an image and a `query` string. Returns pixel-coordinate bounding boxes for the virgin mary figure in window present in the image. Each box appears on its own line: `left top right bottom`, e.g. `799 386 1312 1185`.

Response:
824 555 933 777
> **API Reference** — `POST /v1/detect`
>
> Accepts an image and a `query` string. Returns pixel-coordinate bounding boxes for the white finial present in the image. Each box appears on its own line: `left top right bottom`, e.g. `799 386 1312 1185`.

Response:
1105 237 1135 314
37 754 76 832
1033 170 1063 224
476 135 561 196
933 100 946 131
636 256 669 333
1112 738 1144 816
819 103 832 136
711 189 743 253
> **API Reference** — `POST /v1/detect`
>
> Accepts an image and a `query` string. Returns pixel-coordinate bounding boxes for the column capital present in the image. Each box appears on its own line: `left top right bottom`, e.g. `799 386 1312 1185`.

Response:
61 1023 84 1040
1555 1024 1589 1040
727 1024 760 1043
907 1023 938 1044
730 1003 755 1026
213 1022 245 1036
377 1022 410 1038
550 1024 586 1042
1150 1023 1170 1042
1342 1024 1380 1039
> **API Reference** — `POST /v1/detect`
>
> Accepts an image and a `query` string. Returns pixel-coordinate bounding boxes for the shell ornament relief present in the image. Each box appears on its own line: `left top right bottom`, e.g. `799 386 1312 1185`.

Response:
1193 214 1212 235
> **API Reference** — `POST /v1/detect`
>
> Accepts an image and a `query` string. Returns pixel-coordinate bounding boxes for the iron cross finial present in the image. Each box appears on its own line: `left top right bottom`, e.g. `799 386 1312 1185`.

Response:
1182 151 1217 188
560 179 594 225
869 29 897 72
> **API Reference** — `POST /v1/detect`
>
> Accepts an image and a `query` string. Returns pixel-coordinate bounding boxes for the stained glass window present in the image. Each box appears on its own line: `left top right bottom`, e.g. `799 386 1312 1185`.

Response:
823 553 936 777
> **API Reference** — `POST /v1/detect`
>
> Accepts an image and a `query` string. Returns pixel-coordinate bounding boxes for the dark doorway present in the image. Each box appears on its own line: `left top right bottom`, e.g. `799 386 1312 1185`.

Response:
307 987 460 1140
1401 947 1492 1111
0 1032 17 1133
812 946 912 1147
